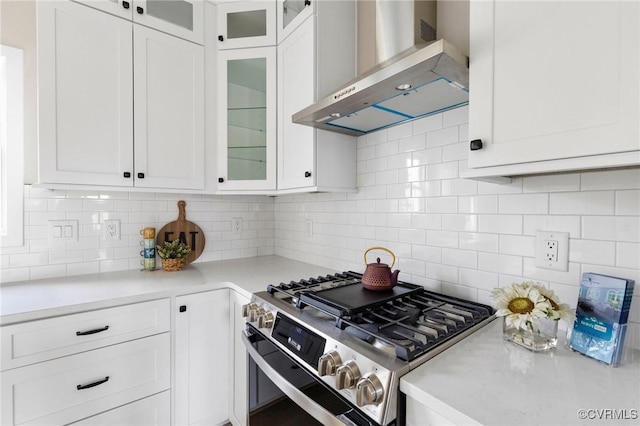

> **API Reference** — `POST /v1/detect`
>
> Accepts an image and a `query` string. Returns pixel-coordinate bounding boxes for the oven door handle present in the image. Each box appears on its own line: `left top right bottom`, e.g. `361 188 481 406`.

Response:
242 332 349 426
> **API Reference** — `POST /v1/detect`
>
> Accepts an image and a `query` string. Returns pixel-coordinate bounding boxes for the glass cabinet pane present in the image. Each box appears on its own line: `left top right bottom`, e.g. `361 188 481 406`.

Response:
145 0 194 31
227 10 267 40
282 0 307 30
227 58 267 181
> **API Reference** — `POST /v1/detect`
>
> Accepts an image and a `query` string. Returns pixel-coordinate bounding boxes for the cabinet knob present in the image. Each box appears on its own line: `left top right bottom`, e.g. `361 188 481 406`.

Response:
470 139 483 151
304 171 311 178
136 6 144 14
305 0 311 6
218 35 224 42
218 177 225 183
137 172 145 179
123 172 131 178
179 305 187 313
122 1 130 9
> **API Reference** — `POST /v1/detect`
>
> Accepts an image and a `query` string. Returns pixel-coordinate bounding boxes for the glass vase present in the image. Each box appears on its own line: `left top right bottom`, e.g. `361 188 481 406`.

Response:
502 317 558 352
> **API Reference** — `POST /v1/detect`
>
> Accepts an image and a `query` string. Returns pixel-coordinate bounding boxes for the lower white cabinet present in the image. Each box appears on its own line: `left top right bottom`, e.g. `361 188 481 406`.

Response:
174 289 230 425
228 290 250 426
0 333 170 426
71 391 170 426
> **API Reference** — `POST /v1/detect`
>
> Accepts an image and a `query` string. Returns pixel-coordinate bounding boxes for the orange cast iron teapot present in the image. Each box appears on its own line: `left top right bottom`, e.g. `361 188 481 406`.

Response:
362 247 400 291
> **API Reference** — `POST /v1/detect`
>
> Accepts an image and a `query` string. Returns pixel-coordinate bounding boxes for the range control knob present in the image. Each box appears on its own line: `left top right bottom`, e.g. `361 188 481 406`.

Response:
248 307 265 322
317 351 342 376
241 303 258 317
355 373 384 407
257 312 274 329
335 360 361 390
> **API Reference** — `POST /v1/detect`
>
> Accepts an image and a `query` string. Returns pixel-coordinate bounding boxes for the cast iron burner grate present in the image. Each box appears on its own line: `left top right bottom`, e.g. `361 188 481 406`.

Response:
266 272 494 362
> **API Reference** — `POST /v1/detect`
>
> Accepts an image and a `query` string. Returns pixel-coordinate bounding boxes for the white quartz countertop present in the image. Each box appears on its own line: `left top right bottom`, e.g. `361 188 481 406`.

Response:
0 256 336 325
400 319 640 426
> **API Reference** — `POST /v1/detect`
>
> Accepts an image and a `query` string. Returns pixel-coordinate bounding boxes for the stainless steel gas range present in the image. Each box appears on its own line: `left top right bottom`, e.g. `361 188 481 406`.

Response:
241 272 495 426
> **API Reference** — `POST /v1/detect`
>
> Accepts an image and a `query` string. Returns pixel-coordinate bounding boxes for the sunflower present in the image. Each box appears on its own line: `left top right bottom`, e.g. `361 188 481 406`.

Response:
492 283 553 332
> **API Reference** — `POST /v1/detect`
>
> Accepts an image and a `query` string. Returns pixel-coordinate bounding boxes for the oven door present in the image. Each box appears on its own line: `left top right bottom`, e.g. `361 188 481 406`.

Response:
242 324 378 426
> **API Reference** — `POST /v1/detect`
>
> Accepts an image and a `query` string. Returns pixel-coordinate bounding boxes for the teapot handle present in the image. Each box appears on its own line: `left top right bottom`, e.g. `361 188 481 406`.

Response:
364 246 396 268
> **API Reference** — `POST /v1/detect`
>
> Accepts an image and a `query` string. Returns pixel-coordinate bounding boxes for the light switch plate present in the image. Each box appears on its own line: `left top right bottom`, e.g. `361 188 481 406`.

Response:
49 220 78 241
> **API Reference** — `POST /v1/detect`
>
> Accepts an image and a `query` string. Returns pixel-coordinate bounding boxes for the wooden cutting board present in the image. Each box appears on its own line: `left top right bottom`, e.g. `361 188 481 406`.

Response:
157 201 205 264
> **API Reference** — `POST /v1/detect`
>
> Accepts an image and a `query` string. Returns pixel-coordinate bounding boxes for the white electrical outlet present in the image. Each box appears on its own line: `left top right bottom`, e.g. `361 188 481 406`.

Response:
305 219 313 237
535 230 569 271
232 217 243 234
103 219 120 240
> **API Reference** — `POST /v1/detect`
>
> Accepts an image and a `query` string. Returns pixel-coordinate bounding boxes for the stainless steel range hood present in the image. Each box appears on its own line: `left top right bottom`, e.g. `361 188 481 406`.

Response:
292 0 469 136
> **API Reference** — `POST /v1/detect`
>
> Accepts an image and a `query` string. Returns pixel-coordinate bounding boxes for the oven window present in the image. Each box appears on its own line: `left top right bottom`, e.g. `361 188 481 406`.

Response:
247 329 374 426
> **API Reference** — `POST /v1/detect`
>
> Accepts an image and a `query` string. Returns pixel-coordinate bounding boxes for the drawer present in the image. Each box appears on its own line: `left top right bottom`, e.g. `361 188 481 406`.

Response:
1 299 169 370
70 391 170 426
0 333 170 426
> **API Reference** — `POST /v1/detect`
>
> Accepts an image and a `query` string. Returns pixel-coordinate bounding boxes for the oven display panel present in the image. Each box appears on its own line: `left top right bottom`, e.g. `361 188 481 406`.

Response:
271 313 326 368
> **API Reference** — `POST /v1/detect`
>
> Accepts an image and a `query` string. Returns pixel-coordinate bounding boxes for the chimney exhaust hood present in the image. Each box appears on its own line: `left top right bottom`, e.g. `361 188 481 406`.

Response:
292 0 469 136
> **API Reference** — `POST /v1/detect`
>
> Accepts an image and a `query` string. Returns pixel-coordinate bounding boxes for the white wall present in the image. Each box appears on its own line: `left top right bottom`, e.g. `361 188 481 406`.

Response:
273 106 640 347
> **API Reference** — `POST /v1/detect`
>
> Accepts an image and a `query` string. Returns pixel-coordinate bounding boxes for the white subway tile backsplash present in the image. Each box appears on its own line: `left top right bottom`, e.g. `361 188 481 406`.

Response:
425 197 457 214
387 153 413 170
376 140 399 157
459 232 499 253
10 252 49 268
458 195 498 214
441 214 477 232
499 235 536 257
388 122 412 141
441 179 478 196
615 190 640 215
412 214 442 230
30 264 67 281
426 161 458 181
442 248 477 269
569 239 616 266
411 181 441 197
442 105 469 127
582 216 640 242
479 215 522 235
499 194 549 215
426 262 458 283
412 245 442 263
398 166 426 183
442 142 469 162
426 126 458 148
522 258 581 285
412 114 442 135
617 242 640 269
412 147 443 165
458 268 498 291
426 230 458 248
549 191 614 215
398 229 426 245
523 174 581 193
523 215 581 238
398 134 426 153
581 169 640 190
478 252 522 276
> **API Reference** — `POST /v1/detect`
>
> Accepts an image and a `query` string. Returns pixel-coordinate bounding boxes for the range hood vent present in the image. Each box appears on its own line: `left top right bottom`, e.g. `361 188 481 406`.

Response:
292 1 469 136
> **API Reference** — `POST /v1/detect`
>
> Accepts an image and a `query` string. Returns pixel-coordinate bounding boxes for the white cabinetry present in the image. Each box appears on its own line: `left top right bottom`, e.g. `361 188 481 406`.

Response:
228 290 250 426
174 289 230 425
276 0 313 43
465 0 640 180
216 0 276 49
217 47 277 191
276 1 357 192
0 299 171 426
38 0 204 190
74 0 204 44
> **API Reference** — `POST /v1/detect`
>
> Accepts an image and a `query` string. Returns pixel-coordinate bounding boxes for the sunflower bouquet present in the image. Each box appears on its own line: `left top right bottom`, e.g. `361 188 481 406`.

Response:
492 281 574 333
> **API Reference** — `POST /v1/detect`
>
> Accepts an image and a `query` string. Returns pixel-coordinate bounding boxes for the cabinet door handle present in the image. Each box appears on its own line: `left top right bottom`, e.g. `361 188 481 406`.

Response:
470 139 483 151
179 305 187 312
218 177 225 183
218 35 224 42
77 376 110 390
122 1 130 9
123 172 131 178
136 6 144 14
76 325 110 336
138 172 145 179
304 171 311 178
305 0 311 6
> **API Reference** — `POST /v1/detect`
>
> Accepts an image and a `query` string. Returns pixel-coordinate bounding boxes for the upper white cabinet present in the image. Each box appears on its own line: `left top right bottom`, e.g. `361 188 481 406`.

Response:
38 0 204 190
465 0 640 179
276 0 313 43
277 1 357 192
174 290 230 426
74 0 204 44
217 47 277 191
216 0 276 49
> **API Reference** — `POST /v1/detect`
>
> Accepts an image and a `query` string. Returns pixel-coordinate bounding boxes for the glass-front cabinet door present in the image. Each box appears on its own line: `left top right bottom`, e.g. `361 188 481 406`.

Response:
217 0 276 49
277 0 314 43
133 0 204 44
217 47 276 191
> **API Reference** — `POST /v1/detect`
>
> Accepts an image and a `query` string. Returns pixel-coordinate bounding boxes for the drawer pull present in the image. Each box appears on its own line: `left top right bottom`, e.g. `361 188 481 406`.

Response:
76 325 110 336
77 376 110 390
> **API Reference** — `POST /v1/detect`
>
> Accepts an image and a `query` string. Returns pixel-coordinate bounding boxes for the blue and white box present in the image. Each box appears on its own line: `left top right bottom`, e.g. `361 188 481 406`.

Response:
569 273 635 366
